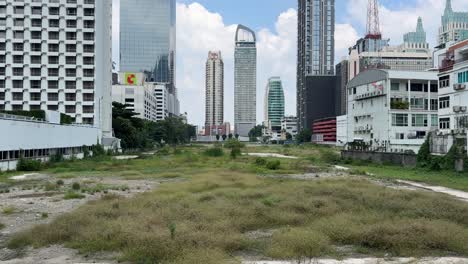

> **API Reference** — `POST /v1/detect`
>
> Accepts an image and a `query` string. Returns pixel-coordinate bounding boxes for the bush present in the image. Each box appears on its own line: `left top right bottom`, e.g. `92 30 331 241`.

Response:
72 182 81 191
267 229 331 259
204 147 224 157
417 134 431 167
321 150 341 164
56 180 64 186
16 158 42 172
224 139 245 149
230 147 241 159
49 152 64 163
92 144 106 157
254 157 267 166
266 160 281 170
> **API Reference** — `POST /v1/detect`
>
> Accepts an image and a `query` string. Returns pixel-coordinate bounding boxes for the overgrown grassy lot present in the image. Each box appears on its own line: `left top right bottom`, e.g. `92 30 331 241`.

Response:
7 145 468 263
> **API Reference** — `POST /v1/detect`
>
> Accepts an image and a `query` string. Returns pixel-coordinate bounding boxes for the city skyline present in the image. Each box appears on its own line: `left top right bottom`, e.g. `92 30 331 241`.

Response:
111 0 468 127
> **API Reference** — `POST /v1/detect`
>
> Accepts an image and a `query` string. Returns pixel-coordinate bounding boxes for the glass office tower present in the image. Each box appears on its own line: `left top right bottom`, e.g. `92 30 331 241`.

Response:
297 0 335 130
120 0 176 94
234 25 257 137
264 77 285 131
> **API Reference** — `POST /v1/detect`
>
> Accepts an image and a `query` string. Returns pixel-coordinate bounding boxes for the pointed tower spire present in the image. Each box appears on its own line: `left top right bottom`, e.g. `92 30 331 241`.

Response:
445 0 453 14
416 17 424 32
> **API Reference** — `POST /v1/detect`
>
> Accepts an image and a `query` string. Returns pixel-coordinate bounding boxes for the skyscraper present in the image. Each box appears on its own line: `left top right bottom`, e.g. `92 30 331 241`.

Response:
0 0 113 137
205 51 224 134
297 0 336 130
120 0 176 95
264 77 285 132
439 0 468 46
234 25 257 137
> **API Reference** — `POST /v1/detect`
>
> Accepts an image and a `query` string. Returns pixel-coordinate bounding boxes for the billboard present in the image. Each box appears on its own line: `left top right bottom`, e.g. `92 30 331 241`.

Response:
124 73 138 85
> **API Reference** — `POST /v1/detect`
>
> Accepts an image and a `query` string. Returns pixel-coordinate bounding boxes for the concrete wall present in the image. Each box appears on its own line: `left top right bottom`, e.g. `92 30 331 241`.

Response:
0 119 99 151
342 150 417 167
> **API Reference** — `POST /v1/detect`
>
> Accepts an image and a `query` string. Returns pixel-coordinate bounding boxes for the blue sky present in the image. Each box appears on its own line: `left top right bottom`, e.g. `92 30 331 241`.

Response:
113 0 468 126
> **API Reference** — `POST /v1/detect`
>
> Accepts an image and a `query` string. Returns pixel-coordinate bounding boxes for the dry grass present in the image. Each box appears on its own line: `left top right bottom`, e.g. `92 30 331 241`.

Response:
6 146 468 263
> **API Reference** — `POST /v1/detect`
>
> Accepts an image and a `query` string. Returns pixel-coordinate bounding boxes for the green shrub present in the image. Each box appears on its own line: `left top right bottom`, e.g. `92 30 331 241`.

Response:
92 144 106 157
204 147 224 157
72 182 81 191
321 150 341 164
230 147 241 159
224 139 245 149
60 113 73 125
267 229 331 259
49 152 64 163
0 110 45 119
266 160 281 170
2 206 16 215
83 146 90 159
0 222 4 230
16 158 42 171
254 157 267 166
417 134 431 167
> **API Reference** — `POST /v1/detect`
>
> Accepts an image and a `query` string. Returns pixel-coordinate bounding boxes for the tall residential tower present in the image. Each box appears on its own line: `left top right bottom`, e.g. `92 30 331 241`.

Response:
205 51 224 135
0 0 113 137
120 0 177 95
297 0 336 130
234 25 257 137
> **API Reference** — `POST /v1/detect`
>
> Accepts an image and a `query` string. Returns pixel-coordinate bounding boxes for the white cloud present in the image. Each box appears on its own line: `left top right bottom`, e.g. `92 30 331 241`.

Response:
176 3 299 127
335 23 359 60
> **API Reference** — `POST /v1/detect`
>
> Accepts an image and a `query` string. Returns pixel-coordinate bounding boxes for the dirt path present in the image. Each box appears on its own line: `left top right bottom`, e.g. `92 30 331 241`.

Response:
243 258 468 264
397 180 468 202
245 153 299 159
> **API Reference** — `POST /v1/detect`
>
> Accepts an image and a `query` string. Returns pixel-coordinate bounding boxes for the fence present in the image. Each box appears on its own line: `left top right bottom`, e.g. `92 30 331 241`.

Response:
341 150 417 167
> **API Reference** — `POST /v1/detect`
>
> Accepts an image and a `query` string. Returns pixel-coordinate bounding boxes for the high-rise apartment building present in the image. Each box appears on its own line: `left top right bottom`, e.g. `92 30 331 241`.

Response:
439 0 468 47
297 0 336 130
264 77 285 132
234 25 257 137
0 0 113 137
205 51 224 133
120 0 176 95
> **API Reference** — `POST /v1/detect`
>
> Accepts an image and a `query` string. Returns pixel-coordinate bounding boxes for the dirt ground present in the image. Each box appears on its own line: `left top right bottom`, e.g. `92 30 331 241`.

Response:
0 173 159 263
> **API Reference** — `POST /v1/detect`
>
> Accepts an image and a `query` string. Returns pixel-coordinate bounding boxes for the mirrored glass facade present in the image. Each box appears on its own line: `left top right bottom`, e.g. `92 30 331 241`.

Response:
297 0 335 129
120 0 176 94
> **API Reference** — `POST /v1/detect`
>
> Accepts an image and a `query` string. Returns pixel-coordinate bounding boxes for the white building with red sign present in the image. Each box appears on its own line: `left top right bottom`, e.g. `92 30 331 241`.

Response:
347 69 438 153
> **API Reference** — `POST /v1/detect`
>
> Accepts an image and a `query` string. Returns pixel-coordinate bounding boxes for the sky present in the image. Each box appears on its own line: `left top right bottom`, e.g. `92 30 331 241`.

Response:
112 0 468 128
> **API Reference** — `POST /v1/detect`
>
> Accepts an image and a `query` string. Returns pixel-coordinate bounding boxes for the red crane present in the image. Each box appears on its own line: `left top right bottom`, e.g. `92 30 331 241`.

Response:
365 0 382 40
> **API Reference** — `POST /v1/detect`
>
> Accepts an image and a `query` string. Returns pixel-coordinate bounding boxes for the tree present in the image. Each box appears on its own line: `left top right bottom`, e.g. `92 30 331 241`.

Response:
286 133 293 141
235 134 239 140
248 125 264 142
222 134 227 141
296 129 312 143
216 134 220 141
417 134 431 167
228 133 233 139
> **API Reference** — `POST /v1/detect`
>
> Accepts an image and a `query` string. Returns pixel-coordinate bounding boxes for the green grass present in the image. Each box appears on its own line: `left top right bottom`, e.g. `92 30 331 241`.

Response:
7 148 468 263
0 222 5 230
346 163 468 192
2 206 17 215
63 192 85 200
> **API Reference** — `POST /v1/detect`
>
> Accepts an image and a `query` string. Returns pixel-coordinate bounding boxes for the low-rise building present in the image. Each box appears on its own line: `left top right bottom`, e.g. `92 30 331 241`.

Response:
432 40 468 154
280 116 298 140
347 70 438 153
112 73 179 122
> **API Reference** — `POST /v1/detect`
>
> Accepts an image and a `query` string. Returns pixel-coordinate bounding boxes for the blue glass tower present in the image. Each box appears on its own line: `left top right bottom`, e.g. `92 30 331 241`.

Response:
120 0 176 94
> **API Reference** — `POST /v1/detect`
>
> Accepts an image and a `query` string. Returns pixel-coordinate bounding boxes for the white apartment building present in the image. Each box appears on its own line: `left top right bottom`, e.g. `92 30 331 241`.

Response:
347 70 438 153
0 0 114 143
433 40 468 154
280 116 298 139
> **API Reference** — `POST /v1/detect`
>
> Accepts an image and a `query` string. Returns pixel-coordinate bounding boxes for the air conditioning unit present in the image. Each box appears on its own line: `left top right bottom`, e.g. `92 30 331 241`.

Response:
453 106 462 113
454 83 466 90
460 106 468 113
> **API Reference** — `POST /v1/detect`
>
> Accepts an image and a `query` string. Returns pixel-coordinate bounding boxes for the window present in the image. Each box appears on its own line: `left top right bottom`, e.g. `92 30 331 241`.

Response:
31 56 41 64
13 55 23 64
48 56 59 64
395 133 404 140
439 96 450 109
30 68 41 77
47 93 58 101
65 81 76 89
30 93 41 101
431 115 438 127
65 93 76 101
391 83 399 91
13 80 23 88
430 99 438 111
439 75 450 88
392 114 408 127
65 105 76 114
30 80 41 89
48 81 58 89
66 69 76 77
458 71 468 84
439 118 450 129
13 68 23 76
410 98 425 110
12 92 23 101
48 68 59 77
412 114 428 127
